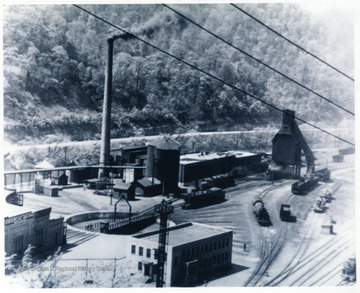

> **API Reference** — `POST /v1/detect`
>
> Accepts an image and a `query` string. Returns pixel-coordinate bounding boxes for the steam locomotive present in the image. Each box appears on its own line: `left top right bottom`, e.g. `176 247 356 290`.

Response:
341 255 356 282
253 198 271 226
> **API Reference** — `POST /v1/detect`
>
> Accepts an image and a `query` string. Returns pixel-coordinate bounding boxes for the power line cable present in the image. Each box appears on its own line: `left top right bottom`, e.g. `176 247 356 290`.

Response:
72 4 355 147
163 4 354 116
230 3 355 82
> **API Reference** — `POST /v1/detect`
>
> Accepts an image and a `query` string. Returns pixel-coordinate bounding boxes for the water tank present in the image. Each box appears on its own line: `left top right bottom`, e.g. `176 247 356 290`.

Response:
146 138 181 195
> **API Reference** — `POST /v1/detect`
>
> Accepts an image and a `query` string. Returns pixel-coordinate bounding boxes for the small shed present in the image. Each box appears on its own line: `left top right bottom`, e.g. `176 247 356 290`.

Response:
51 171 68 186
113 182 136 201
43 186 59 197
134 177 163 197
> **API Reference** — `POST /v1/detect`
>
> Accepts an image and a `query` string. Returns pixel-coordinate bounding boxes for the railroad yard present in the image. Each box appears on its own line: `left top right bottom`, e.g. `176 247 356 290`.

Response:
8 148 356 287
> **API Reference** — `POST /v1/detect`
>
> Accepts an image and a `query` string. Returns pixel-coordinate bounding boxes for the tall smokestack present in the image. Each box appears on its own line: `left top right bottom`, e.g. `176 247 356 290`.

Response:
99 34 133 178
99 37 115 177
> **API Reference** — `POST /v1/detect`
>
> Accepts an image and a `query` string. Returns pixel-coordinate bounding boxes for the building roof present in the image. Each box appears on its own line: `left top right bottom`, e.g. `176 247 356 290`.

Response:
147 137 181 150
133 222 231 247
51 170 67 178
4 203 56 220
113 182 133 191
180 152 236 165
136 177 161 187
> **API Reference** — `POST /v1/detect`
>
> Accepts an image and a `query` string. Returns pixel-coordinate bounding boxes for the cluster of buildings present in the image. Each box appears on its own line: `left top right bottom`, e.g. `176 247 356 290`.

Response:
3 135 263 286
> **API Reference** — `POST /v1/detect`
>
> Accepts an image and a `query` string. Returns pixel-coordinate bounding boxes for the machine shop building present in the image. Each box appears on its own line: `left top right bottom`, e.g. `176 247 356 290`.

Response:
178 151 262 186
4 192 66 257
179 152 236 186
127 222 233 287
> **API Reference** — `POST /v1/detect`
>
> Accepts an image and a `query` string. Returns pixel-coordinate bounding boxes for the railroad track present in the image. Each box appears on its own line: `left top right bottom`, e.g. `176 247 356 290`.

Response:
264 182 345 286
266 217 355 286
244 182 294 287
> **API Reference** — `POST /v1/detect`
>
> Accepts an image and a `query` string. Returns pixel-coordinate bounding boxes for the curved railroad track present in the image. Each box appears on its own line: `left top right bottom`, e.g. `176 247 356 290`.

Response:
244 182 295 287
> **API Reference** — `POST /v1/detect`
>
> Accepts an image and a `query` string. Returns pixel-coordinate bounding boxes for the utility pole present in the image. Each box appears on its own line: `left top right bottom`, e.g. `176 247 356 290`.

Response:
154 200 173 288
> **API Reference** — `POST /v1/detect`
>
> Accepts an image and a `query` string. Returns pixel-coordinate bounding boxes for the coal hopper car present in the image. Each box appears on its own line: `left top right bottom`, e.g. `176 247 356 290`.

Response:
291 175 320 195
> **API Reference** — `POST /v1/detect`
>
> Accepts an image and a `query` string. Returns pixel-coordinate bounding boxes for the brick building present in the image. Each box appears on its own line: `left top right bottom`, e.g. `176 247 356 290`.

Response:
4 201 66 257
127 222 233 286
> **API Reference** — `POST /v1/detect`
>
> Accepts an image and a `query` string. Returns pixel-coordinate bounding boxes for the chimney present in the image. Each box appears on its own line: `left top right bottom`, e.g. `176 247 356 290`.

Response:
99 33 134 178
99 37 115 177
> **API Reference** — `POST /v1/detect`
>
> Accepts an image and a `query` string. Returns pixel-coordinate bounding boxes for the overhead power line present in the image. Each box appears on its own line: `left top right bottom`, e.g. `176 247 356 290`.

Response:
72 4 355 147
230 3 355 82
163 4 354 116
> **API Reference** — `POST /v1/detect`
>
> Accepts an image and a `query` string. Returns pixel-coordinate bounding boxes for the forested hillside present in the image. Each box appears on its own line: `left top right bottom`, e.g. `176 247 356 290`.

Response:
3 3 354 145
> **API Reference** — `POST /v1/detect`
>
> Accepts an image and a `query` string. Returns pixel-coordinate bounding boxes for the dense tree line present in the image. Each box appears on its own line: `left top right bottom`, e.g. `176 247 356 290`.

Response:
3 4 354 144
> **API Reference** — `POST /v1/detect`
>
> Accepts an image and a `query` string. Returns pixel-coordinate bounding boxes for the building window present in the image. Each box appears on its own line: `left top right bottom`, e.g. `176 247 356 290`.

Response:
209 243 212 252
217 254 220 263
201 245 204 254
205 244 208 254
225 252 228 261
35 228 44 249
154 249 158 260
214 241 217 250
138 262 142 271
174 257 178 266
15 235 23 255
222 239 225 248
131 245 136 254
196 246 199 257
218 240 221 249
139 246 143 256
146 248 151 258
226 238 229 247
191 247 195 258
221 253 225 262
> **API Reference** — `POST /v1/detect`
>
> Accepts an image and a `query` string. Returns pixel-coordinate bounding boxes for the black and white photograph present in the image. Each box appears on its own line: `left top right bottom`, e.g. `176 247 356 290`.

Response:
2 0 358 290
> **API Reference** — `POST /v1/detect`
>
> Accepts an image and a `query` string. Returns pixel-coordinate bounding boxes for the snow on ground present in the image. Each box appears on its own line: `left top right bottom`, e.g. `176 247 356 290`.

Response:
5 151 357 289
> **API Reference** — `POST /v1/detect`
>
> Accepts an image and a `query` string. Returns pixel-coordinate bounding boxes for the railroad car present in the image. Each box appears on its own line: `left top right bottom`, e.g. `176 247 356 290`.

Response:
332 154 344 163
339 147 355 155
279 204 291 221
182 187 225 209
291 175 320 195
253 199 271 226
199 173 235 190
341 255 356 282
315 168 331 182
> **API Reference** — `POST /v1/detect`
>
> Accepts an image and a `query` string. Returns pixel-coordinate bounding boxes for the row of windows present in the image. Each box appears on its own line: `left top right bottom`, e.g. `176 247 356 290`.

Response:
200 251 229 267
181 237 230 261
131 245 156 259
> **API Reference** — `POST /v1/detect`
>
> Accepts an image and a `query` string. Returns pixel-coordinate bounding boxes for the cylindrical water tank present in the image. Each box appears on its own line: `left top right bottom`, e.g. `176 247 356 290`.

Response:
146 138 181 195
